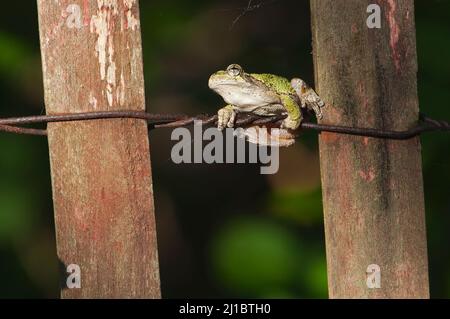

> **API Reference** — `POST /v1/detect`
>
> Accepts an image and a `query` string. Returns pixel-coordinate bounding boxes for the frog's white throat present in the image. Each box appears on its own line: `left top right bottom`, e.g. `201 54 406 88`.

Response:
211 84 280 110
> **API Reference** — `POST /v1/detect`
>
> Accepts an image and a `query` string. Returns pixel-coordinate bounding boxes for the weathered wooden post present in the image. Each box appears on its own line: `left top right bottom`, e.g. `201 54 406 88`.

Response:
311 0 429 298
37 1 161 298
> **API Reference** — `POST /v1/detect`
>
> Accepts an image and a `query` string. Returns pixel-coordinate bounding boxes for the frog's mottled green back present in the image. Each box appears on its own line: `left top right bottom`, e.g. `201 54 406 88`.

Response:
250 73 295 95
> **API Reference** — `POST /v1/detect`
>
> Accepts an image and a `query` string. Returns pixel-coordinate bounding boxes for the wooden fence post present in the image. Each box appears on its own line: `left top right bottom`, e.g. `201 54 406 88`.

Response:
310 0 429 298
37 1 161 298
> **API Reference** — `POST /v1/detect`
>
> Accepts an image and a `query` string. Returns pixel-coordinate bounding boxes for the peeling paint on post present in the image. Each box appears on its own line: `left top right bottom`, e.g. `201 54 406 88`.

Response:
311 0 429 298
37 0 161 298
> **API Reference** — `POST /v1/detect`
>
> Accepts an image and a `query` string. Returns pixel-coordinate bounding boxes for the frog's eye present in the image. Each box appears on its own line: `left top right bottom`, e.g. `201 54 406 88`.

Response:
227 64 243 77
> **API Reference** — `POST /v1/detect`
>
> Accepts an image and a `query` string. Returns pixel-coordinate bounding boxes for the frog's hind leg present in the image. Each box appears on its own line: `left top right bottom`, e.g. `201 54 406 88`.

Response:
235 127 296 147
251 104 286 116
279 94 302 130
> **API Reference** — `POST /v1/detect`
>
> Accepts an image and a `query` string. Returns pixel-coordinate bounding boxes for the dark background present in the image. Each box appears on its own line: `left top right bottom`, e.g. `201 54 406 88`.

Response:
0 0 449 298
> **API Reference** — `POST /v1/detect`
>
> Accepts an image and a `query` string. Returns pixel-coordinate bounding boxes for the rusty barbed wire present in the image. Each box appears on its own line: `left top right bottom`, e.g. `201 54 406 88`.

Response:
0 111 448 140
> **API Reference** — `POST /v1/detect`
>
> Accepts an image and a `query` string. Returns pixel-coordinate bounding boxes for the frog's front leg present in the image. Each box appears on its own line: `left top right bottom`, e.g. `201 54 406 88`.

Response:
291 78 325 120
217 104 237 130
280 94 302 130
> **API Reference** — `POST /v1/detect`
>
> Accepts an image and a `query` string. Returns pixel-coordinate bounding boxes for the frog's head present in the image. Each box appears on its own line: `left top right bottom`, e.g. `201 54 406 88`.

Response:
208 64 249 90
209 64 273 107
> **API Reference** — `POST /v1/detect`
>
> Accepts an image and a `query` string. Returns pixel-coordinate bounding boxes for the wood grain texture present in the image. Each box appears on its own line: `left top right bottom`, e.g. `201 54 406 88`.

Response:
311 0 429 298
37 0 161 298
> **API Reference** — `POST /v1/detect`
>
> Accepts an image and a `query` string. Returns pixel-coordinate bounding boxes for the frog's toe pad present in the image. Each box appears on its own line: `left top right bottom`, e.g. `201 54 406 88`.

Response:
281 117 300 130
227 111 236 128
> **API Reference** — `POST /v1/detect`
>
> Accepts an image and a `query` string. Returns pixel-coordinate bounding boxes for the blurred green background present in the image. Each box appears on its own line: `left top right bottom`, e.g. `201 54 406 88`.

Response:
0 0 448 298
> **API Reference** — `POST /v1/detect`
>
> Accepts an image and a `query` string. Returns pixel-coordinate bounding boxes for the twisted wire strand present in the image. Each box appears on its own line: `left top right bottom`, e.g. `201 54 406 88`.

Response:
0 111 448 140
